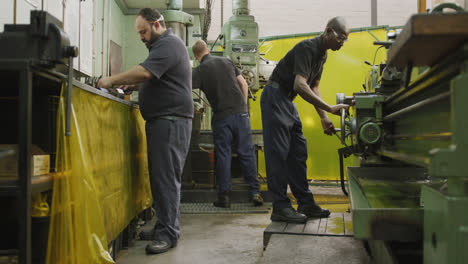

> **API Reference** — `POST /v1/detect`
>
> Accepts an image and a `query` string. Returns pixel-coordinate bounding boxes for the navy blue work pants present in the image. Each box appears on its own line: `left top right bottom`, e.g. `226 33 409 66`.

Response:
260 84 315 210
145 117 192 245
212 113 260 196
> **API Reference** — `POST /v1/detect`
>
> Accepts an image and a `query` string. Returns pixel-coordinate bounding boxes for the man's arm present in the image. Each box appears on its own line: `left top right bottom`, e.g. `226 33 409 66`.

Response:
310 80 328 118
310 80 335 135
294 75 348 135
294 75 348 115
294 75 332 111
237 74 248 103
98 65 152 88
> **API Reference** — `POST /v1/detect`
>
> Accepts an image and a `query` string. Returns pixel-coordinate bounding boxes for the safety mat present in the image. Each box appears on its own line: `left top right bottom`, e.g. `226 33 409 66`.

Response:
180 202 272 214
263 213 354 248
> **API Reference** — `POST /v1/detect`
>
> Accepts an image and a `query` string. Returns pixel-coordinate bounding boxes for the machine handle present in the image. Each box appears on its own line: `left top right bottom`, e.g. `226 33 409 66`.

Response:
65 56 73 136
340 108 346 145
64 46 78 137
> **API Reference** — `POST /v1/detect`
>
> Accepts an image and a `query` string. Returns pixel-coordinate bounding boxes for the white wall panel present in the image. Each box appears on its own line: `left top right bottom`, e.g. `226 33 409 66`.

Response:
80 0 94 75
45 0 64 22
0 0 14 31
17 0 40 24
378 0 417 27
64 0 80 69
206 0 419 41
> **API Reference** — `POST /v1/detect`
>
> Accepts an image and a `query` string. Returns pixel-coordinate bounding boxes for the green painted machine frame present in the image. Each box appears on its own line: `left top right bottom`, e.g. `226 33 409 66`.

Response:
218 1 260 94
219 16 260 94
336 11 468 264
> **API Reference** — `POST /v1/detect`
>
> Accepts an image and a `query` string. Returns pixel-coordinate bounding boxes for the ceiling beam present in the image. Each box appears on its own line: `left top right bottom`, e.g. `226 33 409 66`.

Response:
115 0 129 14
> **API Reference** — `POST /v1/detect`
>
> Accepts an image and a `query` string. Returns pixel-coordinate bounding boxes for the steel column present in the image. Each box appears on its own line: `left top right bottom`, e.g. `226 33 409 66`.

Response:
18 67 32 264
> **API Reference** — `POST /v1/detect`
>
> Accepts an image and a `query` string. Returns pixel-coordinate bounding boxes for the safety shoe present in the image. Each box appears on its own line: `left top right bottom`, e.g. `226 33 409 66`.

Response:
270 207 307 224
251 193 264 206
213 191 231 208
297 203 331 218
145 240 175 254
139 229 154 241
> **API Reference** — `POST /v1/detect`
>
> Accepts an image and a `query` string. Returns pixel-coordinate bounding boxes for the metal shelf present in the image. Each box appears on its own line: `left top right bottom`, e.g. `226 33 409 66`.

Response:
0 175 53 197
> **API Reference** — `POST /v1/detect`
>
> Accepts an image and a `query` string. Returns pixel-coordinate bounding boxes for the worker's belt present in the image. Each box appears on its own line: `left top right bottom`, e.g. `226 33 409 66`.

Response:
159 115 188 121
148 115 189 122
267 80 297 101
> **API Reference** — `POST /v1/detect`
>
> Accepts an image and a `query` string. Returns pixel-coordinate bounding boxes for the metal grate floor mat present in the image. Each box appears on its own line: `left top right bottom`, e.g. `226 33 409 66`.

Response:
180 202 272 214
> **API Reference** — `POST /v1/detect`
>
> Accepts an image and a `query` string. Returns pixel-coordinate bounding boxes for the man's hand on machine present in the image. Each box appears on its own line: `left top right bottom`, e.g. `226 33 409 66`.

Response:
329 104 349 115
321 116 336 136
97 77 113 89
118 84 138 94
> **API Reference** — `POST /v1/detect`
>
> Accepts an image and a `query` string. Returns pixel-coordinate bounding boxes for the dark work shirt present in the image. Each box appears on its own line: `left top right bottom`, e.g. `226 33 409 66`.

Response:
139 28 193 121
270 36 327 98
192 54 248 121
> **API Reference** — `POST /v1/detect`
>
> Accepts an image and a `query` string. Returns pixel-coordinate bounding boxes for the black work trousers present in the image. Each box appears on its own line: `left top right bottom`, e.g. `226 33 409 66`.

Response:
212 113 260 196
260 84 315 210
145 117 192 245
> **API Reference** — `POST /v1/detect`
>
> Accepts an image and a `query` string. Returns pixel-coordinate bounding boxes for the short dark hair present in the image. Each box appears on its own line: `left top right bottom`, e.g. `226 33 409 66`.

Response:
138 8 166 28
192 40 208 57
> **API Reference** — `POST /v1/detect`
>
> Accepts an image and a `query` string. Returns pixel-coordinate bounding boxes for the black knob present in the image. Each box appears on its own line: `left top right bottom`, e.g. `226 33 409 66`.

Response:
63 46 79 58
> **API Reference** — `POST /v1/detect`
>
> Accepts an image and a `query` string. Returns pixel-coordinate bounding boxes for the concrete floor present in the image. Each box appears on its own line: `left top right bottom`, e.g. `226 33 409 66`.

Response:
117 214 268 264
116 186 371 264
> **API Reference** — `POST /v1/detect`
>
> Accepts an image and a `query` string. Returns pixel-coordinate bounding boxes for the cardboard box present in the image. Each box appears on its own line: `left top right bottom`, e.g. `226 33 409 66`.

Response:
0 144 50 178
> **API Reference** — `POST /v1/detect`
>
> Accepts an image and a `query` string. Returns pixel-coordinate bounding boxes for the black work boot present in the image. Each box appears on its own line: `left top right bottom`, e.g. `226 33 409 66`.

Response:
139 228 155 240
297 203 331 218
250 193 264 206
213 191 231 208
145 240 175 254
139 222 157 241
270 207 307 224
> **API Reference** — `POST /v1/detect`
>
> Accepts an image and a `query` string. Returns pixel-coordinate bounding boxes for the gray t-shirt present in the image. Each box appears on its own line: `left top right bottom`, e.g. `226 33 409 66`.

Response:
270 36 327 97
139 29 193 121
192 54 247 121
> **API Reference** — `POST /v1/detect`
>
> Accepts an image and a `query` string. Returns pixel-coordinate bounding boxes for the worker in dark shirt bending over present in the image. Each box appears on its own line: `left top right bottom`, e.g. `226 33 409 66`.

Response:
98 8 192 254
261 17 349 224
192 40 264 208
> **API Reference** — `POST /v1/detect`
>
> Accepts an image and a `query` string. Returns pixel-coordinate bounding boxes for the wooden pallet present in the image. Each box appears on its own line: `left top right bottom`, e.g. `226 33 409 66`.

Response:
263 213 354 249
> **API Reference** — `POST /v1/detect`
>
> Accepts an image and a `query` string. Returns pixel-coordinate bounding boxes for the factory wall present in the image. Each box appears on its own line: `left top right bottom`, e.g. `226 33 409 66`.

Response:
94 0 107 77
0 0 14 32
2 0 466 76
377 1 418 26
205 0 465 41
95 0 129 77
122 15 149 72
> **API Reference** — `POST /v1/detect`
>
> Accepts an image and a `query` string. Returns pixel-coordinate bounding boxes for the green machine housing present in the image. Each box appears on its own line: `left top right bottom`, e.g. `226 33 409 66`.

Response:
219 0 260 94
160 0 197 47
336 11 468 264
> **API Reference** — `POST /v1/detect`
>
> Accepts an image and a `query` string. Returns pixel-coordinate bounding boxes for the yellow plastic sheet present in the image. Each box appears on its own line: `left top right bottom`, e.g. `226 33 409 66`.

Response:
251 28 388 180
46 85 152 264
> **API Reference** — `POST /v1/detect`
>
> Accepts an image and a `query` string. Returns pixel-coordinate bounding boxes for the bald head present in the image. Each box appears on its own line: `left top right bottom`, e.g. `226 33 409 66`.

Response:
192 40 210 62
326 16 348 34
323 16 349 51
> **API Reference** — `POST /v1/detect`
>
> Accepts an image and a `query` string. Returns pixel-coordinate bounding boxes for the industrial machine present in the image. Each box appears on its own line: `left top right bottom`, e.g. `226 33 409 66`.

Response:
212 0 276 97
182 0 268 196
335 9 468 264
218 0 260 95
161 0 196 47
